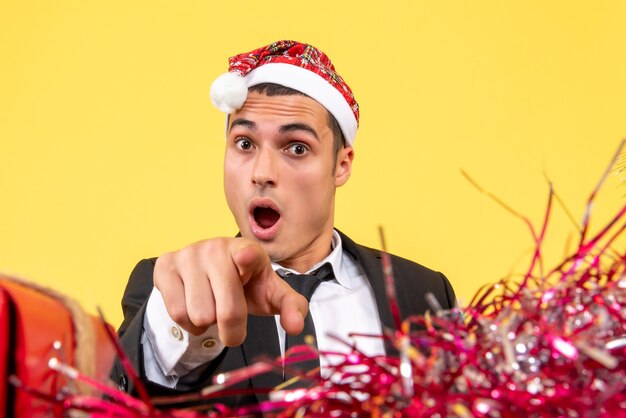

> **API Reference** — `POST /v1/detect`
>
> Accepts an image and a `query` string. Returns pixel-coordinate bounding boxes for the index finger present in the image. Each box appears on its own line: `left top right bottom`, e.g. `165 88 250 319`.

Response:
231 243 308 335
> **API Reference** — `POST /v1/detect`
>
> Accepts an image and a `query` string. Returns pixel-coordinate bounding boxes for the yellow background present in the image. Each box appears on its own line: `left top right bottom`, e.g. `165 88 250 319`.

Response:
1 1 625 327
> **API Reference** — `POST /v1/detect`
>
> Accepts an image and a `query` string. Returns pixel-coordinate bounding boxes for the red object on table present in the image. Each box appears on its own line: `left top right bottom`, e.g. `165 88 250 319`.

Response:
0 275 116 417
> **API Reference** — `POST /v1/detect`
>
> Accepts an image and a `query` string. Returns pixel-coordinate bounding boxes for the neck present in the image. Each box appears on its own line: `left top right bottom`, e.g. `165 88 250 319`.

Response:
277 228 335 273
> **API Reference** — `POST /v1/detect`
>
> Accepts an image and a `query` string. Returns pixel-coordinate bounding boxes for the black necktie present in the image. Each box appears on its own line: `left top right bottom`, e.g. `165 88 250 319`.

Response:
280 263 335 380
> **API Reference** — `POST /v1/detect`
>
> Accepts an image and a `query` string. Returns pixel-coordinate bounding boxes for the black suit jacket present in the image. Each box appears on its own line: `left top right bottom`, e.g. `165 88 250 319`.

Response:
112 230 456 406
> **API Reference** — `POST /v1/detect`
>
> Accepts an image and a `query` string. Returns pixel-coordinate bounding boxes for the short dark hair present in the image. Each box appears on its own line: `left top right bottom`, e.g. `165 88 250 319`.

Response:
248 83 346 161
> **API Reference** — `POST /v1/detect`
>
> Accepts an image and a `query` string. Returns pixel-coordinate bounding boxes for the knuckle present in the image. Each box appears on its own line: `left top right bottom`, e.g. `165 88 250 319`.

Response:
199 238 227 258
219 307 247 328
183 238 225 263
154 253 177 288
154 252 174 272
188 310 216 327
177 245 197 264
167 305 188 324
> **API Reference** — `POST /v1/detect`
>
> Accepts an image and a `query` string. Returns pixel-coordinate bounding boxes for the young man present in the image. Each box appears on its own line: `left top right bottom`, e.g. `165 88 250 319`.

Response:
113 40 456 405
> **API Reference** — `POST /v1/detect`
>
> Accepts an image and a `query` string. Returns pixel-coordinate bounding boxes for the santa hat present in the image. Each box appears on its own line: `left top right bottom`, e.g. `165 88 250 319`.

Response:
210 40 359 146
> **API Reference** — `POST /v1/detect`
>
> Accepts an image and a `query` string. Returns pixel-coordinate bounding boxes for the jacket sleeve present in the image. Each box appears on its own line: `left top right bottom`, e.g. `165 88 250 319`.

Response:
118 258 156 338
110 258 157 395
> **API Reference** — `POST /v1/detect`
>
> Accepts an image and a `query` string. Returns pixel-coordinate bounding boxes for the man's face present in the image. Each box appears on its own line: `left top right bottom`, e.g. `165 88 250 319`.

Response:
223 91 353 271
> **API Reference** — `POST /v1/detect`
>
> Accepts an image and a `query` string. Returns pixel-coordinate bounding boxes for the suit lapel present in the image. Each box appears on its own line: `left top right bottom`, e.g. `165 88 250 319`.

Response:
336 230 398 333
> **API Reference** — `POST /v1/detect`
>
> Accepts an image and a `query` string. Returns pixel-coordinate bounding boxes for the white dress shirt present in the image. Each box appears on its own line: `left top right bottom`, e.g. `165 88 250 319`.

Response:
142 231 385 388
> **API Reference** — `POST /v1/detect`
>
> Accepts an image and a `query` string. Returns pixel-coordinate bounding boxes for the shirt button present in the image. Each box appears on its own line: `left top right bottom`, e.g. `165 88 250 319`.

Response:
202 338 217 349
170 325 183 341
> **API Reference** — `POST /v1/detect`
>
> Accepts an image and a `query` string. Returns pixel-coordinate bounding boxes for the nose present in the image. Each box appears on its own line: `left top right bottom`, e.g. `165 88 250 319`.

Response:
251 148 277 188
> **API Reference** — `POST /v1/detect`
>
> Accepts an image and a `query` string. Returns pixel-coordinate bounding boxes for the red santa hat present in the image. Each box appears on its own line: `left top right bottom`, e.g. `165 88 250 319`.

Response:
210 40 360 146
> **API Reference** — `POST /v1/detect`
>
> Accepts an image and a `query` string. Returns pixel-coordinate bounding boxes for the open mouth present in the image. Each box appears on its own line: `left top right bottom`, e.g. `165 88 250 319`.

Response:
249 199 282 240
253 206 281 229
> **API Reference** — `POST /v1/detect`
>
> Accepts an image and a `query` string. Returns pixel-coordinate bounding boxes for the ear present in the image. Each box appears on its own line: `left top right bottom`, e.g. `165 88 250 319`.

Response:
334 146 354 187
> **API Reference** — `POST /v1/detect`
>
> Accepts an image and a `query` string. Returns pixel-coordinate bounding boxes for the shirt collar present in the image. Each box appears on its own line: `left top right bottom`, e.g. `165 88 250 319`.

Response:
272 230 352 289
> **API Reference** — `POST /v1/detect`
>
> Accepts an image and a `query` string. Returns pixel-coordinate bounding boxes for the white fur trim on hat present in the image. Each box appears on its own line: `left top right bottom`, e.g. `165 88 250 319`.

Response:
209 72 248 114
245 63 358 146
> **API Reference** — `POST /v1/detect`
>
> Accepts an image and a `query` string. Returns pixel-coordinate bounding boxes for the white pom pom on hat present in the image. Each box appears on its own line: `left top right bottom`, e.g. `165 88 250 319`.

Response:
209 72 248 114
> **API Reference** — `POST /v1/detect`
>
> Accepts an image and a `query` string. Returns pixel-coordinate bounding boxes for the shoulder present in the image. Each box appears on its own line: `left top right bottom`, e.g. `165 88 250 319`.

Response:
361 243 450 292
337 229 456 310
370 245 456 311
359 242 441 277
339 229 441 278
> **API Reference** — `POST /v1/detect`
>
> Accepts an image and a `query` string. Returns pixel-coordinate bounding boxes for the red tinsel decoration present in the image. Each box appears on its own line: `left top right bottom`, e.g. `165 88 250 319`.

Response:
13 141 626 417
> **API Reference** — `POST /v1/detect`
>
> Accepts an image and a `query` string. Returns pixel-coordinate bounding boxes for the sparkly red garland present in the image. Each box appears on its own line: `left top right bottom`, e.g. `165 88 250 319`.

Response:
12 142 626 417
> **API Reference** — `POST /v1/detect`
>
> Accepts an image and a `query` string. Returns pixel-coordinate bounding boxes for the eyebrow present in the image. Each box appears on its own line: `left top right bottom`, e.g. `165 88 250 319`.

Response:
229 119 319 141
229 118 256 132
278 123 319 141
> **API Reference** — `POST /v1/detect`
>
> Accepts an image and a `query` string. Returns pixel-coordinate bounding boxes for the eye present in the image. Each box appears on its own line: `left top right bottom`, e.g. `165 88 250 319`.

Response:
287 143 309 156
235 138 253 150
